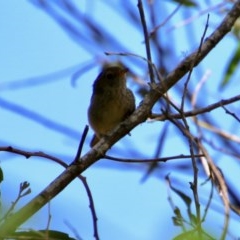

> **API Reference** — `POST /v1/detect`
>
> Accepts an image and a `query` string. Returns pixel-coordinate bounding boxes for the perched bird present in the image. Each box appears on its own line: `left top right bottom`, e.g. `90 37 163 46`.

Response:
88 65 135 147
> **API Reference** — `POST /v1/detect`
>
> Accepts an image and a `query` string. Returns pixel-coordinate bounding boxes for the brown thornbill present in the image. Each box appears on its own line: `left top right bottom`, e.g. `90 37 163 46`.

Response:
88 65 135 147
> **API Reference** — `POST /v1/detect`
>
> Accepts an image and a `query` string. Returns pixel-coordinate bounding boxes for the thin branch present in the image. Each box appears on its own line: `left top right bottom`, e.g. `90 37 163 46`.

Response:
179 17 210 237
168 115 230 240
141 123 170 182
165 175 187 232
162 92 231 239
105 51 164 82
0 182 31 223
71 125 99 240
198 143 230 240
137 0 155 83
46 202 51 237
64 220 83 240
191 70 212 108
0 146 65 163
80 177 99 240
197 120 240 143
201 179 214 222
149 3 182 38
166 113 202 236
151 94 240 120
72 125 89 163
221 105 240 123
203 136 240 160
104 154 204 163
168 1 228 32
181 14 210 112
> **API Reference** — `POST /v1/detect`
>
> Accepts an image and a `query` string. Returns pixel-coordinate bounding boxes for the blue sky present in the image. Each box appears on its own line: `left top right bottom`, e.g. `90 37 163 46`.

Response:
1 1 240 239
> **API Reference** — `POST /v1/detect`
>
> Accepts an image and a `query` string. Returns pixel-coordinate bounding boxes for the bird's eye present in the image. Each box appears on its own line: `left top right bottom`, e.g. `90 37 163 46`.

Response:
106 72 114 80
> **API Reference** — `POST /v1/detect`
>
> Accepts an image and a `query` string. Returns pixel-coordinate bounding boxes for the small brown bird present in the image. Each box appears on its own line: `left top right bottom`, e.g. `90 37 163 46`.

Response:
88 65 135 147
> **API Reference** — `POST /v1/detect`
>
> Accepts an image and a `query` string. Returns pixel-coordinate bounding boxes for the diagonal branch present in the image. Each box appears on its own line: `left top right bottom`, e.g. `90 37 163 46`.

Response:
1 0 240 237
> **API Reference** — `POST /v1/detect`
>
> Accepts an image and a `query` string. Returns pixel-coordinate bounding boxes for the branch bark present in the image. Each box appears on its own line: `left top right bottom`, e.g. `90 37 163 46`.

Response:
1 0 240 237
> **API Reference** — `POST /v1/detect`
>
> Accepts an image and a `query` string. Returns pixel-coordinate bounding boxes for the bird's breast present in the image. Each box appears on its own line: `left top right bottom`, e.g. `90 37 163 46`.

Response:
88 88 131 135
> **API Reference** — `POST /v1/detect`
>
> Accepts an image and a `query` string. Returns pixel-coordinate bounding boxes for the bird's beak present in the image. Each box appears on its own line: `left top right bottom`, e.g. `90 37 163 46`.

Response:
120 67 128 75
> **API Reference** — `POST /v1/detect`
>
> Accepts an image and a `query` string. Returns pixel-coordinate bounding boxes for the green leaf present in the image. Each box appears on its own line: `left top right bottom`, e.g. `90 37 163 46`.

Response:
172 207 184 226
173 229 215 240
189 213 198 225
220 42 240 88
172 216 182 226
170 0 198 7
232 18 240 39
173 230 196 240
0 167 3 183
169 182 192 207
10 230 77 240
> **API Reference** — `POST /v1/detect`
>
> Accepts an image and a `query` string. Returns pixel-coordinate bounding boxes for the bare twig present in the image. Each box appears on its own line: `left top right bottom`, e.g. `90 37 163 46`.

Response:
180 16 210 237
221 105 240 123
168 1 228 32
141 123 170 182
104 154 204 163
168 116 230 240
191 70 212 108
0 146 66 163
46 202 51 239
64 220 83 240
165 113 202 236
105 51 164 82
203 137 240 160
201 179 214 222
198 143 230 240
73 125 89 163
0 182 31 223
137 0 155 83
149 3 182 38
197 120 240 143
80 177 99 240
151 94 240 120
181 14 210 112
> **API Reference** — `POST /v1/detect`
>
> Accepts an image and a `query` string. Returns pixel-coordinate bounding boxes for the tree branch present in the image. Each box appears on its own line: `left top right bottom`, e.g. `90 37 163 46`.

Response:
151 95 240 120
1 0 240 237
